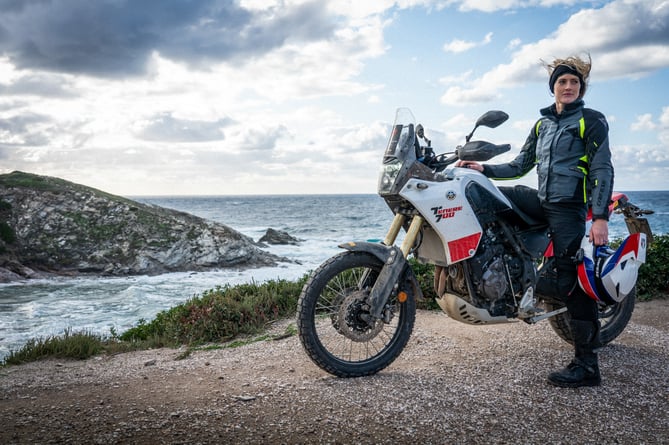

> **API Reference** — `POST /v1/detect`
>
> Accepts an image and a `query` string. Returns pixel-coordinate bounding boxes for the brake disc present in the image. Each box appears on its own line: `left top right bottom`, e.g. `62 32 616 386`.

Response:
335 292 383 342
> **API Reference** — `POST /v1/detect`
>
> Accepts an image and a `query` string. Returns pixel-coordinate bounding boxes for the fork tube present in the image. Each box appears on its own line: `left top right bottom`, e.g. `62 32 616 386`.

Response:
383 213 406 246
400 216 424 257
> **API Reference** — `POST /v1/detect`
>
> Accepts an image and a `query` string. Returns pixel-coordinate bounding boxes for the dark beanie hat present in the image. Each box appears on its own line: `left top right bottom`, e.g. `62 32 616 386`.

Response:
549 64 584 93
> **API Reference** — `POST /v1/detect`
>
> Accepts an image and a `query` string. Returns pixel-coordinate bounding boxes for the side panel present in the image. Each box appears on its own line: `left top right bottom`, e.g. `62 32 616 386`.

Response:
400 171 501 263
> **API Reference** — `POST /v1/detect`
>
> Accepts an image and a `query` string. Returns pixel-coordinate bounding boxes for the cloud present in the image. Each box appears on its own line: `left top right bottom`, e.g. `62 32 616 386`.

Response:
443 32 493 54
225 124 289 152
0 0 336 77
135 112 234 143
454 0 587 13
0 0 666 195
507 38 522 50
659 106 669 146
629 108 669 146
0 112 53 146
440 0 669 105
611 142 669 189
0 73 78 97
631 113 656 132
441 85 500 105
610 107 669 189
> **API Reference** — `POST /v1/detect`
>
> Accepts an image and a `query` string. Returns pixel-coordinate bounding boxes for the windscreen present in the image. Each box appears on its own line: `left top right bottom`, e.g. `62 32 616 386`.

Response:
378 108 417 195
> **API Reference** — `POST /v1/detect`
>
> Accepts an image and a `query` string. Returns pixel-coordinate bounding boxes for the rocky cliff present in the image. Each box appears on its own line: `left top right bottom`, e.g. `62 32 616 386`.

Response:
0 171 286 282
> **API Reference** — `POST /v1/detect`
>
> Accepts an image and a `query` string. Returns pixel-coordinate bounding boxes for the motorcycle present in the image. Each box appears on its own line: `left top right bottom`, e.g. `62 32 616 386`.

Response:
297 108 653 378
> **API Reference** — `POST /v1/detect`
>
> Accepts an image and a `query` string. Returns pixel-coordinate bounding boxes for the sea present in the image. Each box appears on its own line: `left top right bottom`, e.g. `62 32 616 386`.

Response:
1 191 667 360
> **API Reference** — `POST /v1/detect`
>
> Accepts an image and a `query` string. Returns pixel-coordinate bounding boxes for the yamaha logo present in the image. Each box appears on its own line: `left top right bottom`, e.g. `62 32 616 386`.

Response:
446 191 456 200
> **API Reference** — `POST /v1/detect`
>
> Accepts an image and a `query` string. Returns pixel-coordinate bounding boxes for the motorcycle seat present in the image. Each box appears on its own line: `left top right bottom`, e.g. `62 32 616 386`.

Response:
501 203 548 230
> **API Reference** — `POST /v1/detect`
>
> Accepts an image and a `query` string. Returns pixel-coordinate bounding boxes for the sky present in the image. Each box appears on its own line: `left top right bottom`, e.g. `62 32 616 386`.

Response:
0 0 668 196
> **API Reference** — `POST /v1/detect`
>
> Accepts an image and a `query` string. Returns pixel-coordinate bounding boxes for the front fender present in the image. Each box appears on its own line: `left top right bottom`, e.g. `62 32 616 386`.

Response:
339 241 423 314
338 241 399 264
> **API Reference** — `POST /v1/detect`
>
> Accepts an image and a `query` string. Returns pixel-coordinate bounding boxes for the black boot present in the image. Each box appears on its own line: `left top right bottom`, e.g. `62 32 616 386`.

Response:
548 319 601 388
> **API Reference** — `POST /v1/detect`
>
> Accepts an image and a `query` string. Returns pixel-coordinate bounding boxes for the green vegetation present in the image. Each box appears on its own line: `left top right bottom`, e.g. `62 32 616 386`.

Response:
636 234 669 299
1 277 308 366
0 171 65 192
0 199 15 253
2 235 667 366
3 329 110 364
0 222 15 244
119 277 307 345
0 171 141 208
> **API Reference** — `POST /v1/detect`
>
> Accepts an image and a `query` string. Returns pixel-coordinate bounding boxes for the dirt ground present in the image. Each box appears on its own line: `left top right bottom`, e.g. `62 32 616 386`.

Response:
1 299 668 445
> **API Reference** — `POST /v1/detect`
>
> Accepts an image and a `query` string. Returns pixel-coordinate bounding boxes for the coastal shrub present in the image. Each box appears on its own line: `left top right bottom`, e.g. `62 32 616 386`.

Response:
0 199 15 244
409 258 439 310
2 329 105 365
0 171 61 191
635 233 669 299
120 276 307 346
0 221 16 244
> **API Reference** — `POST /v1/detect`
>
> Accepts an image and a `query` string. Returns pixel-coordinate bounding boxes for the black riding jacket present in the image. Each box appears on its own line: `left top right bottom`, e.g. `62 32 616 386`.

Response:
482 99 614 220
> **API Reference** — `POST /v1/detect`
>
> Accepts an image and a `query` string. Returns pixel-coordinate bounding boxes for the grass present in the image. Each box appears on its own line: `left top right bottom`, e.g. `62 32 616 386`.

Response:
2 329 118 365
1 277 308 366
2 234 667 366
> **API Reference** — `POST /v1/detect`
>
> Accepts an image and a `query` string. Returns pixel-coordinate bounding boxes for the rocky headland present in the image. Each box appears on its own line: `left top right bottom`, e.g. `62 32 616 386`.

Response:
0 171 289 282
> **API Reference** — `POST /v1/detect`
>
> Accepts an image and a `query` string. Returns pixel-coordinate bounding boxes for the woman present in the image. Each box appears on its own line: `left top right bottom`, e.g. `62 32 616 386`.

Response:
457 55 614 387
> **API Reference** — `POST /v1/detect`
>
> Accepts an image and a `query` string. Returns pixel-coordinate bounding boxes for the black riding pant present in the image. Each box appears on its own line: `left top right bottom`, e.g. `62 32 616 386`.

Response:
499 185 598 322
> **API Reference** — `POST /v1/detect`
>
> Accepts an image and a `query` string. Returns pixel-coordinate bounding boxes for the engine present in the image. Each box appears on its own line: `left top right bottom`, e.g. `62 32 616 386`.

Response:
435 227 532 319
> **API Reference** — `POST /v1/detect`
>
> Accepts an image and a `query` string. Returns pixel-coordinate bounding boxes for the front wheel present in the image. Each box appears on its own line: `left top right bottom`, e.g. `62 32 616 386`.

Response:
546 287 636 345
297 251 416 377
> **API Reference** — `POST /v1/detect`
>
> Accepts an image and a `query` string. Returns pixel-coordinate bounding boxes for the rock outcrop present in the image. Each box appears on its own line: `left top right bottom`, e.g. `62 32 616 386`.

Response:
258 228 303 245
0 171 287 282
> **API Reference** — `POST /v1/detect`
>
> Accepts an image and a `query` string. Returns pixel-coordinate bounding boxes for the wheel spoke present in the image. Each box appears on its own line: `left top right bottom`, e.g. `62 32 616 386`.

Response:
297 251 416 377
313 306 400 362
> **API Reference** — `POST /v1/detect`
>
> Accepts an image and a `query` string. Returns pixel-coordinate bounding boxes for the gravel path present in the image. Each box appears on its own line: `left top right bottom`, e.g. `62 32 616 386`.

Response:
1 299 668 444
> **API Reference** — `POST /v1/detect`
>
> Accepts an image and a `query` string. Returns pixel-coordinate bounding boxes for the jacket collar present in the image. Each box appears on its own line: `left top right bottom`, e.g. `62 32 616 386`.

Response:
540 99 584 119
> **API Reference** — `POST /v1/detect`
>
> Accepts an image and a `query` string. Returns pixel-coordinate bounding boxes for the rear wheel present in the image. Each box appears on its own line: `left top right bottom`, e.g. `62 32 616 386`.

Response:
297 251 416 377
546 287 636 345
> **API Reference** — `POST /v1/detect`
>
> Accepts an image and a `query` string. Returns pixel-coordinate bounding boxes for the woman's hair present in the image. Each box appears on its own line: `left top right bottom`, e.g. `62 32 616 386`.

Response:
544 54 592 98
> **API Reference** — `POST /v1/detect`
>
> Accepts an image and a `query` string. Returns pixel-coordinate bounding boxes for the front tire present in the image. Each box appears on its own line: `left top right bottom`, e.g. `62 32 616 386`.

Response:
297 251 416 377
546 287 636 345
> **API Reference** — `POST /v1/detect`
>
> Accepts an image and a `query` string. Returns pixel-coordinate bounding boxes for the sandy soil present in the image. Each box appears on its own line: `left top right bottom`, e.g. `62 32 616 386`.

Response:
1 299 668 445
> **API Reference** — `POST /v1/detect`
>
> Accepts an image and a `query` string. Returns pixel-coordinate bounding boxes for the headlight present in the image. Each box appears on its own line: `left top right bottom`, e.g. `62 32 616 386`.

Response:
377 160 402 194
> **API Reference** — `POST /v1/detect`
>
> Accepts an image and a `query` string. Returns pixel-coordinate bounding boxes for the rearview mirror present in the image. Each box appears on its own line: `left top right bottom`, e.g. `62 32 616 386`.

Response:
466 110 509 142
476 110 509 129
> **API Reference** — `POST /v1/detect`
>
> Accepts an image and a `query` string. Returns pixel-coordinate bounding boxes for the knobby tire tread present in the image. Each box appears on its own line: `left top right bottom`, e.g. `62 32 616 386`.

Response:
297 251 416 378
546 287 636 345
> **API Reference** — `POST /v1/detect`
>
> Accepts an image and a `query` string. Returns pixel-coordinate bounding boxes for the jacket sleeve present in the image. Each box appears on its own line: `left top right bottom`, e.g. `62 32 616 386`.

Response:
481 125 538 179
584 109 614 220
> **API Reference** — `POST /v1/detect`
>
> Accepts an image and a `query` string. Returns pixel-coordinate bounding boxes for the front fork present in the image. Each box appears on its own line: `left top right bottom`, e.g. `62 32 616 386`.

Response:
382 213 425 255
341 214 424 320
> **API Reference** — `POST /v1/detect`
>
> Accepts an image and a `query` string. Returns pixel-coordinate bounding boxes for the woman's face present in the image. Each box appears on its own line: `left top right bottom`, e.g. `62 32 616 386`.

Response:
554 73 581 108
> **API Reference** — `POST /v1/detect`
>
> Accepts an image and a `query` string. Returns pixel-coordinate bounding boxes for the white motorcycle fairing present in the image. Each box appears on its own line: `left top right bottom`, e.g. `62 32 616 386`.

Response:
400 169 512 266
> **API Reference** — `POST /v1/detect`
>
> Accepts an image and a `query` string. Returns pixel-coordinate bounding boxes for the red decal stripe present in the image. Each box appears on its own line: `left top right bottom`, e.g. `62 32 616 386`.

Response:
447 233 481 262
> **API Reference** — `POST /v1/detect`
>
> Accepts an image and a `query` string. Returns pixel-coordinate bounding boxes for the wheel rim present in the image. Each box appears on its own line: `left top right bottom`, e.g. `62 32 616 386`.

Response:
313 264 402 364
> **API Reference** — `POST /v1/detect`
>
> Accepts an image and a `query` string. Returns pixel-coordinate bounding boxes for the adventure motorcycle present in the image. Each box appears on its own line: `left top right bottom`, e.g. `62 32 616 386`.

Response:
297 108 653 378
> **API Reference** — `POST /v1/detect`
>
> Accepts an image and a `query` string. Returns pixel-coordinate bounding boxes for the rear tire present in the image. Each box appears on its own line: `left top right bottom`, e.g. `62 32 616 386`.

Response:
297 251 416 377
546 287 636 345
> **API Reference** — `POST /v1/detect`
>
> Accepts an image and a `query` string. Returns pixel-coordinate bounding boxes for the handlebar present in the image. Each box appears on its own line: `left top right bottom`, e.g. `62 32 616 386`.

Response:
422 152 459 171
